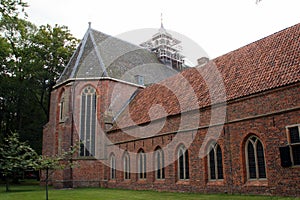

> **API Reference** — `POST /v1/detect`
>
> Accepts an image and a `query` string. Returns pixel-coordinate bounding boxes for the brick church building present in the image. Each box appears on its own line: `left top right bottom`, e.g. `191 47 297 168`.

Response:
43 22 300 196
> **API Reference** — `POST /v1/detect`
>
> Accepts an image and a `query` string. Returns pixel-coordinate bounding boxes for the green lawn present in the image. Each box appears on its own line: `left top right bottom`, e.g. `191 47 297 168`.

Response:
0 182 299 200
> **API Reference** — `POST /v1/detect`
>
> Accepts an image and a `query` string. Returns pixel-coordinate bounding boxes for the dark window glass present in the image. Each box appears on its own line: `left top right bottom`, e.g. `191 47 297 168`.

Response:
178 146 189 180
124 154 130 179
156 149 165 179
279 146 292 167
157 151 161 179
216 145 224 179
162 160 165 179
185 150 189 179
247 142 256 179
143 153 147 178
209 148 216 180
208 144 223 180
246 136 267 180
289 127 300 144
91 94 96 156
86 95 91 156
138 151 146 179
60 100 64 120
80 95 86 156
80 143 84 157
179 150 184 179
257 140 266 178
111 155 116 179
292 145 300 165
80 87 96 157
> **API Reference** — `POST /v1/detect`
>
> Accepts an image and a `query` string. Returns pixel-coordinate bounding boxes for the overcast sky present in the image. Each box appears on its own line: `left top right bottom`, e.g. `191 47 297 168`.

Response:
26 0 300 61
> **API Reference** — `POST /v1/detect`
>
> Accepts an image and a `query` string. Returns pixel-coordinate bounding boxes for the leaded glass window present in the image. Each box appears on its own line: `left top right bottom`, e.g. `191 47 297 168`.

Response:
124 152 130 180
245 136 266 180
178 145 189 180
110 154 116 180
138 150 146 179
208 143 224 180
80 86 96 157
287 125 300 165
155 148 165 179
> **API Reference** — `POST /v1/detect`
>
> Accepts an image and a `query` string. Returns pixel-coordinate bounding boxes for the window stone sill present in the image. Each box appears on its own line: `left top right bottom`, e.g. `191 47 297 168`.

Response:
245 179 268 186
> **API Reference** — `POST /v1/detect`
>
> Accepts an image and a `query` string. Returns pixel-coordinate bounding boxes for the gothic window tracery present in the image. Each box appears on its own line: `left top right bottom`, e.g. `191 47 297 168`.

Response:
79 86 97 157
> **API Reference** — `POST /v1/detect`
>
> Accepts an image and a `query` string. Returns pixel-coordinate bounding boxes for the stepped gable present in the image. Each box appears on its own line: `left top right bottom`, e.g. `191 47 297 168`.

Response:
56 26 177 86
113 22 300 129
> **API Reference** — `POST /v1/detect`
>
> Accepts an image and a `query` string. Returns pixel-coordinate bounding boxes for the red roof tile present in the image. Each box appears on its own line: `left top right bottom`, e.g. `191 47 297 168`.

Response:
113 23 300 129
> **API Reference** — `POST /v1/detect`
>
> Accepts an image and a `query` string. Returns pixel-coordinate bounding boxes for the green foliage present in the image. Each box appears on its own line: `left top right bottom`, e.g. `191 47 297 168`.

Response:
0 132 38 191
29 23 79 121
0 0 28 19
0 131 78 195
0 132 38 177
0 6 78 195
34 143 79 200
0 0 79 153
34 143 79 172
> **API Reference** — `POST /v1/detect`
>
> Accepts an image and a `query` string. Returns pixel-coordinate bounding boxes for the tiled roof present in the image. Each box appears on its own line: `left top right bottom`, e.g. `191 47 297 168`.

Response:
113 22 300 129
56 27 178 86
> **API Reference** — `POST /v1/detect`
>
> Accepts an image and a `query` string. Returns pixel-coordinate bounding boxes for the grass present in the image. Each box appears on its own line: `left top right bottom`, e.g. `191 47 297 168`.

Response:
0 181 299 200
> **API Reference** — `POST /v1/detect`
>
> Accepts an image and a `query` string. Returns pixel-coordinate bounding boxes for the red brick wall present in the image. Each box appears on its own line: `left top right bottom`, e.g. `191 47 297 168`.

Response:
42 79 140 188
105 83 300 196
43 80 300 196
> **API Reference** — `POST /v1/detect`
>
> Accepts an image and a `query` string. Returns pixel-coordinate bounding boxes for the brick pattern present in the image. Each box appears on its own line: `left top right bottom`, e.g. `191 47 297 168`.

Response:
106 84 300 196
114 23 300 129
43 23 300 196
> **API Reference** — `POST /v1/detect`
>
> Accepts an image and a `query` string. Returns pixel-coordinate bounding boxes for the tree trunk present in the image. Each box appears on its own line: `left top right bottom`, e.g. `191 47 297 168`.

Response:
45 168 49 200
5 176 9 192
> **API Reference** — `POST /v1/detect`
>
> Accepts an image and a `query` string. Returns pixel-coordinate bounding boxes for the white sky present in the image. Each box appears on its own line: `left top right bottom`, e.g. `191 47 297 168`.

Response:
26 0 300 60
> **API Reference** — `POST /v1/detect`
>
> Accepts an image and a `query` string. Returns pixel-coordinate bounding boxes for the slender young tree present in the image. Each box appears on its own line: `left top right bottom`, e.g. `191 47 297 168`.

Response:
0 132 38 192
34 144 79 200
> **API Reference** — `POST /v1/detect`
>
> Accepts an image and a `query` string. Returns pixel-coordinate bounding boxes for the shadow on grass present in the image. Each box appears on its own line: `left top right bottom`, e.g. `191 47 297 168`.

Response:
4 188 38 193
0 179 43 193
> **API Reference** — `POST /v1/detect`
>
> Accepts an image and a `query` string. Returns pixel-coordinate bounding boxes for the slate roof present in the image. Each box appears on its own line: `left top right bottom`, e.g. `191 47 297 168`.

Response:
113 22 300 129
56 26 178 86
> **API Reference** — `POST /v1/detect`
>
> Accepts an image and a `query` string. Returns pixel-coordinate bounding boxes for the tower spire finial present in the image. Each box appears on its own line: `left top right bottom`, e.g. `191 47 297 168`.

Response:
88 22 91 29
161 13 164 28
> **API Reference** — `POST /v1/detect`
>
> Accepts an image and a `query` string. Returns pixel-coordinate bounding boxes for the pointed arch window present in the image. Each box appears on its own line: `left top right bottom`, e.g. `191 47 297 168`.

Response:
208 143 224 180
123 152 130 180
80 86 96 157
138 150 146 179
178 145 189 180
155 148 165 180
245 136 266 180
59 90 67 122
110 154 116 180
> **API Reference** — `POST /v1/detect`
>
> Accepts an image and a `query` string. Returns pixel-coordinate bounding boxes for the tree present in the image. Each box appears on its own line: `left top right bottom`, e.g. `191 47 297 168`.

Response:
0 0 79 153
29 24 79 120
0 131 79 200
0 17 45 152
0 0 28 19
0 132 38 192
34 144 79 200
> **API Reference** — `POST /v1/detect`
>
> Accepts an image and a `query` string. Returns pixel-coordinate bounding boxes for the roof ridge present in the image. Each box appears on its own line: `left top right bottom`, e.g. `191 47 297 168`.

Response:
56 43 81 83
89 29 108 77
69 28 90 79
56 28 90 84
